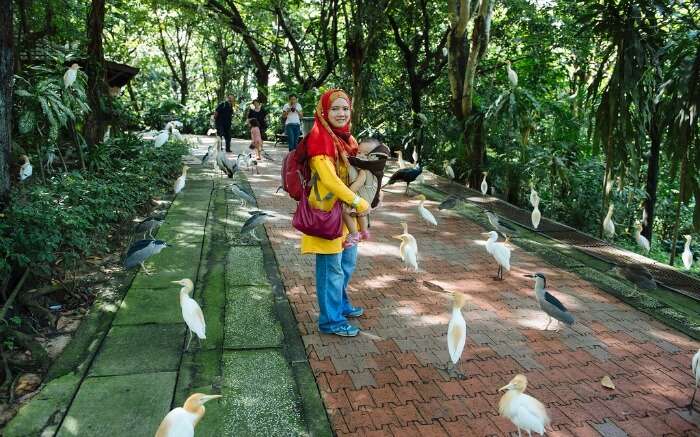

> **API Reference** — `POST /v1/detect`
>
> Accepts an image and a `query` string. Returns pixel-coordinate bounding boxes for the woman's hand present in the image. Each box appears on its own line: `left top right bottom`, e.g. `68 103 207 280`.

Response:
355 197 370 214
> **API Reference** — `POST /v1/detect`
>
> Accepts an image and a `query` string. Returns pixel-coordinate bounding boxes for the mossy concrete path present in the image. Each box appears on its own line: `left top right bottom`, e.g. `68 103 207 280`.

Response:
5 136 330 436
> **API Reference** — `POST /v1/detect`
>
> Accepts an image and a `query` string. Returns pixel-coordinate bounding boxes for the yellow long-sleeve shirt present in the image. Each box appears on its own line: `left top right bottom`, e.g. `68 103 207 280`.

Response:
300 155 366 255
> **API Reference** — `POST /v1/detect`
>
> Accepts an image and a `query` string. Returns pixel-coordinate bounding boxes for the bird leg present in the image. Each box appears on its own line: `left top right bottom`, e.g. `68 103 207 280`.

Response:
251 230 261 242
689 386 697 413
555 319 561 332
544 316 552 331
446 361 466 380
405 183 410 195
140 262 153 275
185 329 193 351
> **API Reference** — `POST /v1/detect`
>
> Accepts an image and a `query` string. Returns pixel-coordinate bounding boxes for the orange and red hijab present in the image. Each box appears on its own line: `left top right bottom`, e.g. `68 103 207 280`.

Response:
305 89 358 160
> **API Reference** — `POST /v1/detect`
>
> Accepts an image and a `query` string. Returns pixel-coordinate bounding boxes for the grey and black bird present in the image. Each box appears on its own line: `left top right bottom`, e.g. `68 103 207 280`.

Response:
124 239 170 274
438 194 461 210
201 145 213 164
612 264 657 290
231 184 256 206
134 216 164 239
485 210 517 238
216 151 237 178
262 150 275 162
241 211 273 240
524 273 575 331
382 164 422 195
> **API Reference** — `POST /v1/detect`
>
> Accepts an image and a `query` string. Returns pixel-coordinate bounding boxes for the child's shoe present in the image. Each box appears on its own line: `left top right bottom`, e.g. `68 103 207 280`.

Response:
359 230 371 241
343 232 360 248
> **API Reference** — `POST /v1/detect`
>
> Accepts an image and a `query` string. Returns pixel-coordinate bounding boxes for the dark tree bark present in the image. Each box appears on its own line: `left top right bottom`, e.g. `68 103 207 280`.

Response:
642 106 661 242
0 0 13 206
157 21 192 105
84 0 107 151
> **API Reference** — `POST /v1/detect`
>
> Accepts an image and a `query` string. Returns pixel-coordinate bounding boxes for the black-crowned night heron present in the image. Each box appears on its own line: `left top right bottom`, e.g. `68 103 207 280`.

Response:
485 210 517 238
612 264 656 290
231 184 255 206
382 164 422 195
499 374 550 436
124 239 170 274
134 216 164 239
201 145 213 164
171 279 205 351
216 150 237 178
155 393 222 437
438 194 460 211
483 231 511 280
240 211 273 240
524 273 575 331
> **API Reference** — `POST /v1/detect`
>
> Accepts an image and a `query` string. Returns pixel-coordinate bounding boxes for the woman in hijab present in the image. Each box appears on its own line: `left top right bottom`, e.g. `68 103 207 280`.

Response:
301 89 370 337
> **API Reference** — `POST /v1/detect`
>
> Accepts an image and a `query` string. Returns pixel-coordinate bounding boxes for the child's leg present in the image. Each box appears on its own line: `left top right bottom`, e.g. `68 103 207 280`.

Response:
357 215 368 232
343 212 357 234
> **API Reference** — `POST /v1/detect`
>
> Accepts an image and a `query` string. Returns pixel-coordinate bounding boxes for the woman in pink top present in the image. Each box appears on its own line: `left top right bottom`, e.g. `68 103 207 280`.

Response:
248 118 263 159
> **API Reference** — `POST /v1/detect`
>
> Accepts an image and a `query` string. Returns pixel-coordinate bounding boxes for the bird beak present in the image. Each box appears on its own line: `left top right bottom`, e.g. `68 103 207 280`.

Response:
200 394 223 404
481 232 491 236
523 274 534 278
498 383 514 392
392 235 403 240
171 280 182 285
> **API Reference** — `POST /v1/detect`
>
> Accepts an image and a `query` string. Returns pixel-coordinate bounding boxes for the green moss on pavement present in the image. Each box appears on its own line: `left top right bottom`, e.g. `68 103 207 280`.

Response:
224 285 283 349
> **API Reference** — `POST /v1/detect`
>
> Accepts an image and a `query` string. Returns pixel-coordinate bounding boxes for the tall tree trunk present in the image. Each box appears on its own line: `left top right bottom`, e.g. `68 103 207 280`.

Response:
348 42 366 128
669 160 686 266
643 109 661 242
0 0 13 206
254 67 269 105
409 84 423 161
84 0 107 151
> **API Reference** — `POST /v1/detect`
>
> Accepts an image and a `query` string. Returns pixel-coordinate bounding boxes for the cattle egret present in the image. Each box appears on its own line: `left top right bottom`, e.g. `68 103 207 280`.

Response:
154 130 169 148
443 160 455 180
171 128 184 142
206 128 218 136
499 374 549 437
393 222 418 271
524 273 575 331
529 185 540 208
483 231 511 280
123 239 169 275
134 216 164 239
682 235 694 270
414 194 438 226
412 147 418 164
174 165 189 194
531 202 541 230
506 61 519 88
19 155 32 181
241 211 273 240
382 165 422 195
480 172 488 195
172 279 205 350
395 150 407 169
442 46 448 57
633 222 650 254
690 348 699 411
63 63 80 88
603 204 615 238
447 292 467 378
155 393 222 437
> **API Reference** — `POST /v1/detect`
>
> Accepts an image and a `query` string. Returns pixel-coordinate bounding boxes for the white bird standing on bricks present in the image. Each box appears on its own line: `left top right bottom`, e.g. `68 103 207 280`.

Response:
603 203 615 238
172 279 206 351
690 348 699 412
447 292 467 378
155 392 222 437
633 222 650 254
174 165 189 194
480 172 489 195
414 194 437 226
63 63 80 88
393 222 418 271
19 155 33 181
483 231 511 280
682 235 694 270
499 374 549 437
524 272 575 331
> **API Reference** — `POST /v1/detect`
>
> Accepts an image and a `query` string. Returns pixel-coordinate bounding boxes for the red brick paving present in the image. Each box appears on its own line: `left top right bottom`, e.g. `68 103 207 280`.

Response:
246 147 700 436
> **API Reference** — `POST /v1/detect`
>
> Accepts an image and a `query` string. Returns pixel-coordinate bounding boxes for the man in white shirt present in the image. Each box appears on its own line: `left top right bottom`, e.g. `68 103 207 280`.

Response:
282 94 303 151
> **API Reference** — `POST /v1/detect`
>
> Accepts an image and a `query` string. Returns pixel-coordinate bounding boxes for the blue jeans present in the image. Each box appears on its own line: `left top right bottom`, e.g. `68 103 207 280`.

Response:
285 123 301 151
315 245 358 332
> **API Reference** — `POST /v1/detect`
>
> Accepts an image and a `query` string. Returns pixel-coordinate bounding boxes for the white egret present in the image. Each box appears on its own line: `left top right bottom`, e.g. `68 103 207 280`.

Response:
603 204 615 238
154 130 169 148
63 63 80 88
447 292 467 378
443 160 455 180
499 374 549 437
480 172 488 195
103 125 111 143
19 155 32 181
483 231 511 280
633 222 650 254
529 185 540 208
45 150 56 172
531 201 541 230
393 222 418 271
395 150 407 169
172 279 206 351
412 147 418 164
171 128 184 142
690 349 699 411
524 273 575 331
506 61 518 88
682 235 694 270
414 194 437 226
155 393 222 437
174 165 189 194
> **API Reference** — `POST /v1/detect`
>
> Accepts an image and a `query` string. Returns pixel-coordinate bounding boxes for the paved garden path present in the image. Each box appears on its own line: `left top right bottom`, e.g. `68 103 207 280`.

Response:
245 143 700 436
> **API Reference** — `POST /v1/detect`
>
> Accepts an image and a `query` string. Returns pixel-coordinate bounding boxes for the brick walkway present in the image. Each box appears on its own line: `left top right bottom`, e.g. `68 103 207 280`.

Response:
248 146 700 436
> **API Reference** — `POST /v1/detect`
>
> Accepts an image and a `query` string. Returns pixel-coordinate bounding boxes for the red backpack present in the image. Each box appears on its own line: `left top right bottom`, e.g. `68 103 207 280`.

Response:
280 137 310 201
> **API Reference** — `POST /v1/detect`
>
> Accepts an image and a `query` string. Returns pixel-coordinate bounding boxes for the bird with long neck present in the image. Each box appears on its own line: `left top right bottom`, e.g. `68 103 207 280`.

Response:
414 194 437 226
446 292 467 379
155 393 222 437
19 155 33 181
393 222 418 271
480 172 489 195
529 184 540 207
633 222 650 254
174 165 189 194
395 150 406 169
483 231 511 280
682 235 694 270
506 61 519 88
172 279 206 350
603 203 615 238
499 374 549 437
531 197 541 230
443 160 455 180
524 273 575 331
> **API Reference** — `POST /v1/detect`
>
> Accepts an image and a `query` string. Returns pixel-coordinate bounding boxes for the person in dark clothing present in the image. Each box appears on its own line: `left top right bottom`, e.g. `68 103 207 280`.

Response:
246 99 268 141
215 94 236 152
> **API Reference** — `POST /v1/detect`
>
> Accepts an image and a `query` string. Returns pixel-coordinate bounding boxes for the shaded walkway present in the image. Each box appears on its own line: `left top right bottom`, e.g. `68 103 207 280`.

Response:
246 145 700 436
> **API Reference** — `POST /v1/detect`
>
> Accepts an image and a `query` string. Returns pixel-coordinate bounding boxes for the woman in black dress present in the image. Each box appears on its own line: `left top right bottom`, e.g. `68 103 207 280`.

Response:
246 99 268 140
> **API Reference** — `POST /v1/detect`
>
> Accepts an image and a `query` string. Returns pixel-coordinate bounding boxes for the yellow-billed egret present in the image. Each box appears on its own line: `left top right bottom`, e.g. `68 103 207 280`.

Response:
393 222 418 271
682 235 694 270
506 61 518 88
412 147 419 164
447 292 467 379
633 222 650 254
155 393 222 437
63 63 80 88
480 172 488 195
499 374 549 437
690 349 699 411
531 201 541 230
529 185 540 207
395 150 406 169
524 273 575 331
124 239 170 275
172 279 205 350
382 165 422 195
443 159 455 180
174 165 189 194
414 194 437 226
19 155 32 181
603 204 615 238
483 231 511 280
154 130 169 148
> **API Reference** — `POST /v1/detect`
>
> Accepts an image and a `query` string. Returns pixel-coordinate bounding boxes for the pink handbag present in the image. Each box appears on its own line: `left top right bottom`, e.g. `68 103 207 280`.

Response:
292 173 344 240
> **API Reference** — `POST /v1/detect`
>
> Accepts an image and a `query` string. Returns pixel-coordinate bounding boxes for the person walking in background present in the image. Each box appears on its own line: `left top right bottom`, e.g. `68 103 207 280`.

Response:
246 99 268 141
248 118 263 160
282 94 303 151
214 94 235 152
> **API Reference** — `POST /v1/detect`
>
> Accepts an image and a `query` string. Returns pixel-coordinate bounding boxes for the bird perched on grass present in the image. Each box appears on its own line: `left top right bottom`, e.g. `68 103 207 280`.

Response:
485 210 517 238
134 216 164 239
499 374 549 437
174 165 189 194
690 349 699 412
603 204 615 238
231 184 255 206
447 292 467 379
612 264 656 290
443 159 455 180
154 130 169 148
633 222 650 254
172 279 205 351
682 235 694 270
393 222 418 271
241 211 273 240
155 392 222 437
438 194 460 211
480 172 489 195
123 239 169 275
19 155 32 181
382 164 422 195
524 272 575 331
483 231 511 280
63 63 80 88
414 194 437 226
